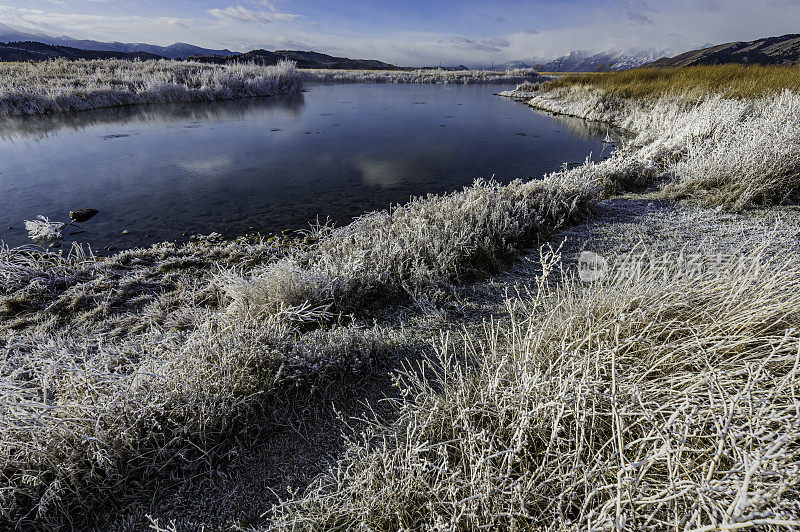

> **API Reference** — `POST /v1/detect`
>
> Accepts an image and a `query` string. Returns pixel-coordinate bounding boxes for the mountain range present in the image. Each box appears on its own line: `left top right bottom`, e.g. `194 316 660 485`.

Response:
648 34 800 67
2 21 800 71
0 23 237 59
501 46 708 72
187 49 397 69
541 47 682 71
0 41 165 62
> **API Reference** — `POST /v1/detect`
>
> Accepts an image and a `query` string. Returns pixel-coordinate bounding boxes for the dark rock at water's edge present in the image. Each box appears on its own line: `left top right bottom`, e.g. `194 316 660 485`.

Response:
69 209 100 223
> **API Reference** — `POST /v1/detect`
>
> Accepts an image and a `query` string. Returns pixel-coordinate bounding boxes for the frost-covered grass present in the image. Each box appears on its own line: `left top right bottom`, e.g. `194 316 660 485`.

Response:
510 69 800 210
0 170 595 526
301 68 538 84
222 174 595 318
272 244 800 530
23 216 65 243
0 59 301 116
0 232 395 527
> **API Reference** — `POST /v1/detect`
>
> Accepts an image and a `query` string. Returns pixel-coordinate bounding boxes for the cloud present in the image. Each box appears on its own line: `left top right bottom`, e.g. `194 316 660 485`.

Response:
450 36 511 52
208 6 300 25
626 9 654 24
3 0 800 68
697 0 722 12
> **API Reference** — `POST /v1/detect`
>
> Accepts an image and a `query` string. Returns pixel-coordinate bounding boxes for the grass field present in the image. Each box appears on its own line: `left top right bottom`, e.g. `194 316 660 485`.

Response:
0 59 301 116
0 173 595 526
272 244 800 530
534 64 800 99
3 63 800 529
511 65 800 210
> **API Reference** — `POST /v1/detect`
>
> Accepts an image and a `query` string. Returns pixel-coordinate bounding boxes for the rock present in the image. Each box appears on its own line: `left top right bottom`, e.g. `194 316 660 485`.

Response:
69 209 99 223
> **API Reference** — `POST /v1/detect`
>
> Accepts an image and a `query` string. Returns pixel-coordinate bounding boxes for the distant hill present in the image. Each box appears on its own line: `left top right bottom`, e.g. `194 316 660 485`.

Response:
0 23 238 59
188 49 398 70
0 39 401 70
54 38 239 60
649 34 800 67
0 41 165 62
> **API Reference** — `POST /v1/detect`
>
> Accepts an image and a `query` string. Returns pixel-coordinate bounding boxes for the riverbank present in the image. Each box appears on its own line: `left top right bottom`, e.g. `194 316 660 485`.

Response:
0 59 302 117
0 174 595 527
300 67 539 84
503 66 800 210
0 60 537 119
262 69 800 530
3 66 800 529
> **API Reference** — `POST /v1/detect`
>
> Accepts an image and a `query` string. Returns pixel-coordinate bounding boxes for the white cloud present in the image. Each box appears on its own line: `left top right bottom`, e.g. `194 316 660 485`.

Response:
208 6 299 25
1 0 799 67
449 36 511 53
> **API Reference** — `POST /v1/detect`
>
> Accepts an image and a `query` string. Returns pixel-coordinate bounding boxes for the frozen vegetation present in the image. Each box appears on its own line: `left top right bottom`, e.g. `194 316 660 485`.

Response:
0 59 302 116
0 172 593 526
504 67 800 209
272 243 800 530
3 65 800 528
301 67 538 84
23 216 66 244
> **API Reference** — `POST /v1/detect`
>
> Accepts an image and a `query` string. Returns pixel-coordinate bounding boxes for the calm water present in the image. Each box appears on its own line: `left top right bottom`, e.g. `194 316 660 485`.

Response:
0 83 612 250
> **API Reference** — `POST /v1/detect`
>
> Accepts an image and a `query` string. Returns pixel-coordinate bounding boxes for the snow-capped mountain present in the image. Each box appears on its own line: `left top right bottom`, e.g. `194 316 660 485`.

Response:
540 47 680 72
502 46 713 72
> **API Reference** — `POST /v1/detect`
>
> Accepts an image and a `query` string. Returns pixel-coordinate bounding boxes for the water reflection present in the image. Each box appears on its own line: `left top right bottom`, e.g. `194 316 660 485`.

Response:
0 93 306 141
0 83 609 250
548 113 621 139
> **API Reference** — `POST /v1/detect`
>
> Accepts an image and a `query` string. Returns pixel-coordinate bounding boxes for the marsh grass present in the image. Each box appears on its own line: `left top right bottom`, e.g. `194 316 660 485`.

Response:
272 244 800 530
0 59 301 117
301 68 538 85
542 65 800 99
514 68 800 210
0 169 597 526
223 174 596 318
1 275 394 529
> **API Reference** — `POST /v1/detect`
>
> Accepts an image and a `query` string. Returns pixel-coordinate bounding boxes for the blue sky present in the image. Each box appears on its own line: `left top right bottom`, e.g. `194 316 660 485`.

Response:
1 0 799 65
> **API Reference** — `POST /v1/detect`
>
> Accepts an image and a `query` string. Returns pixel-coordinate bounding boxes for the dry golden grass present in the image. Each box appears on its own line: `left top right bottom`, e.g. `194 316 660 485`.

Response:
543 65 800 99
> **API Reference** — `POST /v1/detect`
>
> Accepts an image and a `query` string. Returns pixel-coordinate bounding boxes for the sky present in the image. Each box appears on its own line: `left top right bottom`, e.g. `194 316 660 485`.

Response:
1 0 799 66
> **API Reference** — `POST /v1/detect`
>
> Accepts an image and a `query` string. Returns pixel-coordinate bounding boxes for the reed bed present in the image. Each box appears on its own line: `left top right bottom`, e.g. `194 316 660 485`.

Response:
301 68 538 84
0 170 596 526
0 59 302 116
272 244 800 530
509 67 800 210
222 173 596 318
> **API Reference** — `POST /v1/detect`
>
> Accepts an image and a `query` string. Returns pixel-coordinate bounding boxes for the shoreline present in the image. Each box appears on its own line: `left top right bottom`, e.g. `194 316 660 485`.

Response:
0 59 540 119
3 70 800 528
0 59 303 117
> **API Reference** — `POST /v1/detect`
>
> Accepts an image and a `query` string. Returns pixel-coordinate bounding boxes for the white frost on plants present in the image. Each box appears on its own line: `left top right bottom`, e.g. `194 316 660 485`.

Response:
24 216 66 243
